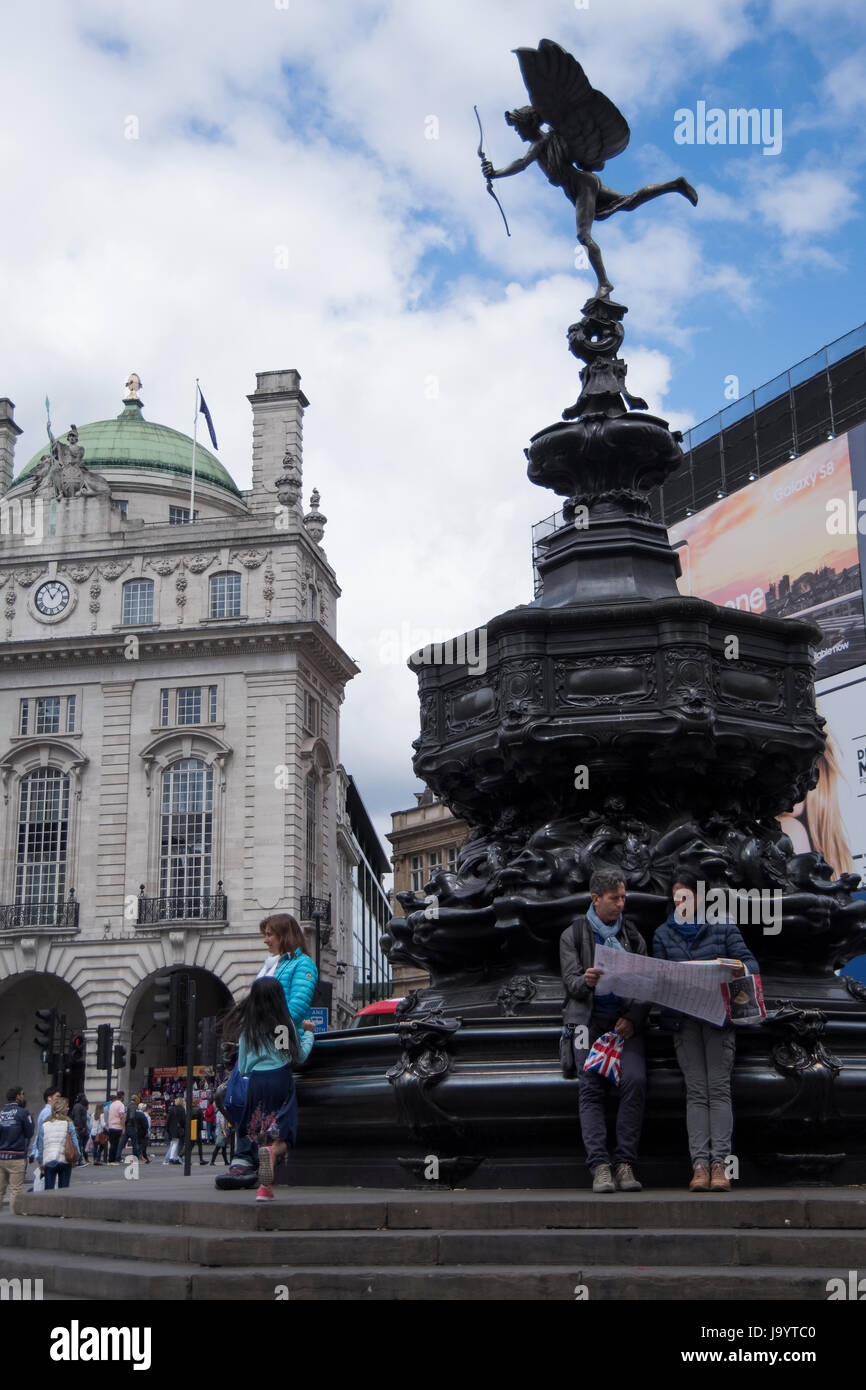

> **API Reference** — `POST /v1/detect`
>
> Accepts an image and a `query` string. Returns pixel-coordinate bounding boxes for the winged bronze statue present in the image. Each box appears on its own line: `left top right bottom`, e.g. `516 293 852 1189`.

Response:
481 39 697 299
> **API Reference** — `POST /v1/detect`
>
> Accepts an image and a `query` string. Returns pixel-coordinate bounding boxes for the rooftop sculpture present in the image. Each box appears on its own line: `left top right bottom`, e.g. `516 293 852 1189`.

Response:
30 424 112 499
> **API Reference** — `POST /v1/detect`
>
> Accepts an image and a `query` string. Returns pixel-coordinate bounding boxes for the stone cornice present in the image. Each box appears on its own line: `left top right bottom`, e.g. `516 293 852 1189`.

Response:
336 820 362 865
0 620 359 686
0 523 342 593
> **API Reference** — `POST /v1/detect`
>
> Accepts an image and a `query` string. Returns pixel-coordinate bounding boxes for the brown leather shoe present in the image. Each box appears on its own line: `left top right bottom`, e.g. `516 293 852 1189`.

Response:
710 1162 731 1191
689 1162 710 1191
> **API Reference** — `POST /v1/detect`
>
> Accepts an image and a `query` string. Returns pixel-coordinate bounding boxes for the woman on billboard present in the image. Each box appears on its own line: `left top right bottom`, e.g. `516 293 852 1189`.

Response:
776 732 853 877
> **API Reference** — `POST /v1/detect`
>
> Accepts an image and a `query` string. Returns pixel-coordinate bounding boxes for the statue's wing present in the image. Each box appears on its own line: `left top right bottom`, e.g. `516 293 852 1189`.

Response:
513 39 630 171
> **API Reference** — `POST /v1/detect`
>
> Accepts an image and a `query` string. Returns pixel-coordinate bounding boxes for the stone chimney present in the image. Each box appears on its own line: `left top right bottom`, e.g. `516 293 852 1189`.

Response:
0 399 23 496
247 370 309 515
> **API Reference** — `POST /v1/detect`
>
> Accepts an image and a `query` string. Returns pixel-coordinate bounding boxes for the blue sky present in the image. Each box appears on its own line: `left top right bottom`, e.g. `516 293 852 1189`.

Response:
1 0 864 850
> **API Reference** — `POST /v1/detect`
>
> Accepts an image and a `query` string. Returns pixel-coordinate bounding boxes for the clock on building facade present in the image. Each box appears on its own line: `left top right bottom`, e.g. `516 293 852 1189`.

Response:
34 580 71 618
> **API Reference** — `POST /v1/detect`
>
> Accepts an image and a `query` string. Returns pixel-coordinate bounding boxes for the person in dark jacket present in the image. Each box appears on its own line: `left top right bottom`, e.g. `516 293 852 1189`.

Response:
116 1094 141 1161
135 1105 151 1164
163 1099 185 1164
71 1093 89 1166
189 1103 206 1165
653 869 760 1193
0 1085 34 1213
560 869 650 1194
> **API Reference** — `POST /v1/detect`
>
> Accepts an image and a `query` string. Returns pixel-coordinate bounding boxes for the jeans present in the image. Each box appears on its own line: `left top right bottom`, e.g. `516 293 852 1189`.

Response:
673 1018 738 1165
107 1128 123 1163
117 1128 140 1159
44 1161 72 1190
575 1012 647 1171
163 1139 180 1163
232 1134 257 1169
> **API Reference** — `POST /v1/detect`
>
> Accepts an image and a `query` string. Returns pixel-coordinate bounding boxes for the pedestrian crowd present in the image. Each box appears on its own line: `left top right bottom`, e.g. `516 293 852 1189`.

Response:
1 885 760 1212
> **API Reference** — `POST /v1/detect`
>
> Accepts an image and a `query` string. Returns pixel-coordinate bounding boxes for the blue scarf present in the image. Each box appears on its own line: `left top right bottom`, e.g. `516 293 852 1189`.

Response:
665 909 702 942
587 903 625 951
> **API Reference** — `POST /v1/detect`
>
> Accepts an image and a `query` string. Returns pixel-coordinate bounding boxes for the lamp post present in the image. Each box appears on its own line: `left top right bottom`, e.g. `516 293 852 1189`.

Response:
299 888 331 974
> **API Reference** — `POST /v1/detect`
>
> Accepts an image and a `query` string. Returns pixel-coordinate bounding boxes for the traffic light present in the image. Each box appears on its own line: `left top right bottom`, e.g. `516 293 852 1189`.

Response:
33 1008 57 1062
113 1044 127 1069
69 1033 85 1063
197 1015 218 1068
154 973 186 1046
96 1023 113 1070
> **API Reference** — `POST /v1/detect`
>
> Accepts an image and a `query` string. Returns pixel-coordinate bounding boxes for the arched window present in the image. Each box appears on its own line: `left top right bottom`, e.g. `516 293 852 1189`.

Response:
160 759 213 916
122 578 154 625
210 572 241 619
304 769 318 895
306 582 319 622
16 768 70 924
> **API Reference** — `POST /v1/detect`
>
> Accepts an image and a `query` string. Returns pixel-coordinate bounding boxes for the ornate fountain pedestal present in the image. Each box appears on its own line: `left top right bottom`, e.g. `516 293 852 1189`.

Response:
289 301 866 1190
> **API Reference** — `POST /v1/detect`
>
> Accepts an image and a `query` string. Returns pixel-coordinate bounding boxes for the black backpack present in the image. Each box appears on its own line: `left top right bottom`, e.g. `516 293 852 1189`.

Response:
559 921 586 1078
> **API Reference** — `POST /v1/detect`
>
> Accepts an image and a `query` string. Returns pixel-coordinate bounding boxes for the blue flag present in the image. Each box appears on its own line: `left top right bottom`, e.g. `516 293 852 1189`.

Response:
197 386 218 450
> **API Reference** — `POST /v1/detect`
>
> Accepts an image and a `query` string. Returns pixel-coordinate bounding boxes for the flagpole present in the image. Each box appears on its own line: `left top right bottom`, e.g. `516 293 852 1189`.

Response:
190 379 199 523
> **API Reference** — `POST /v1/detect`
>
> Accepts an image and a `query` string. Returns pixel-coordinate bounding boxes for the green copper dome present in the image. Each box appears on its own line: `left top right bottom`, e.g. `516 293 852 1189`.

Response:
12 399 241 497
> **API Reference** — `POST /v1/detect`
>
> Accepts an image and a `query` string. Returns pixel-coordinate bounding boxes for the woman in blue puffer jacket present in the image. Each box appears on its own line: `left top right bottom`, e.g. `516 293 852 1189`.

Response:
653 869 759 1195
215 913 317 1191
256 913 318 1051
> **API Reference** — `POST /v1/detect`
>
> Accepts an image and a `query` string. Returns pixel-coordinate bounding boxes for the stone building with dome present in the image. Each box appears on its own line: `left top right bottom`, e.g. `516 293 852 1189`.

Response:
0 370 388 1106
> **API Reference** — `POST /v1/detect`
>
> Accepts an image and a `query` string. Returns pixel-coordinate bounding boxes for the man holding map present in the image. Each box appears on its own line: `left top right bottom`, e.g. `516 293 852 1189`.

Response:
560 869 650 1194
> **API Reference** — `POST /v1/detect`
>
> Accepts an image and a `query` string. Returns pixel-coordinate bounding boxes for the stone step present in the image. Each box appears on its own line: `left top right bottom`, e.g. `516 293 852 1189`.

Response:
14 1187 866 1232
0 1247 846 1300
3 1214 865 1269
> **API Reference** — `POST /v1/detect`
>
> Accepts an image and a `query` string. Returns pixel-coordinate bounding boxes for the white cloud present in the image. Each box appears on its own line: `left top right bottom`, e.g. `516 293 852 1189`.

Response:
0 0 859 844
753 167 858 238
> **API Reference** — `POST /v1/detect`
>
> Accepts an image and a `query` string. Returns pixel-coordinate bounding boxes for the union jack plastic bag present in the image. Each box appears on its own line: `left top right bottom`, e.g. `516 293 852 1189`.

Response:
583 1030 624 1084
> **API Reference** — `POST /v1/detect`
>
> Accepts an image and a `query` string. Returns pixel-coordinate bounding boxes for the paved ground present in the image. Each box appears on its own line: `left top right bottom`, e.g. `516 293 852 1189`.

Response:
8 1146 866 1209
14 1142 238 1201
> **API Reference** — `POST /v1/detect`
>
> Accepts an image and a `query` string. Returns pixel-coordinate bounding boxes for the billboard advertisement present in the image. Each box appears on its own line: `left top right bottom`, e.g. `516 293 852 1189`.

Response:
668 425 866 923
776 662 866 882
669 423 866 679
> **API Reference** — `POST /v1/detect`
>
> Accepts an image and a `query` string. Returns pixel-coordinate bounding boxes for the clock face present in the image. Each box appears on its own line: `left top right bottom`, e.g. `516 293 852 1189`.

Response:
34 581 71 617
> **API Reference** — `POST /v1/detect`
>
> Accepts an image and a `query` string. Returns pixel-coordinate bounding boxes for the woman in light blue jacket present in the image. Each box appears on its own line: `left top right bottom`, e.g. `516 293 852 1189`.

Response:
256 913 318 1043
214 913 316 1192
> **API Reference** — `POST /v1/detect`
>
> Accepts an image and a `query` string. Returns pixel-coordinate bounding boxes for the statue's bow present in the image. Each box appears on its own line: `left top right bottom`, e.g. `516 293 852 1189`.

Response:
474 105 511 237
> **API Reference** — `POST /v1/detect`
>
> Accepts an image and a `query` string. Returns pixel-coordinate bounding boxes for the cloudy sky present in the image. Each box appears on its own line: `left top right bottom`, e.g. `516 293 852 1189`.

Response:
1 0 864 859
